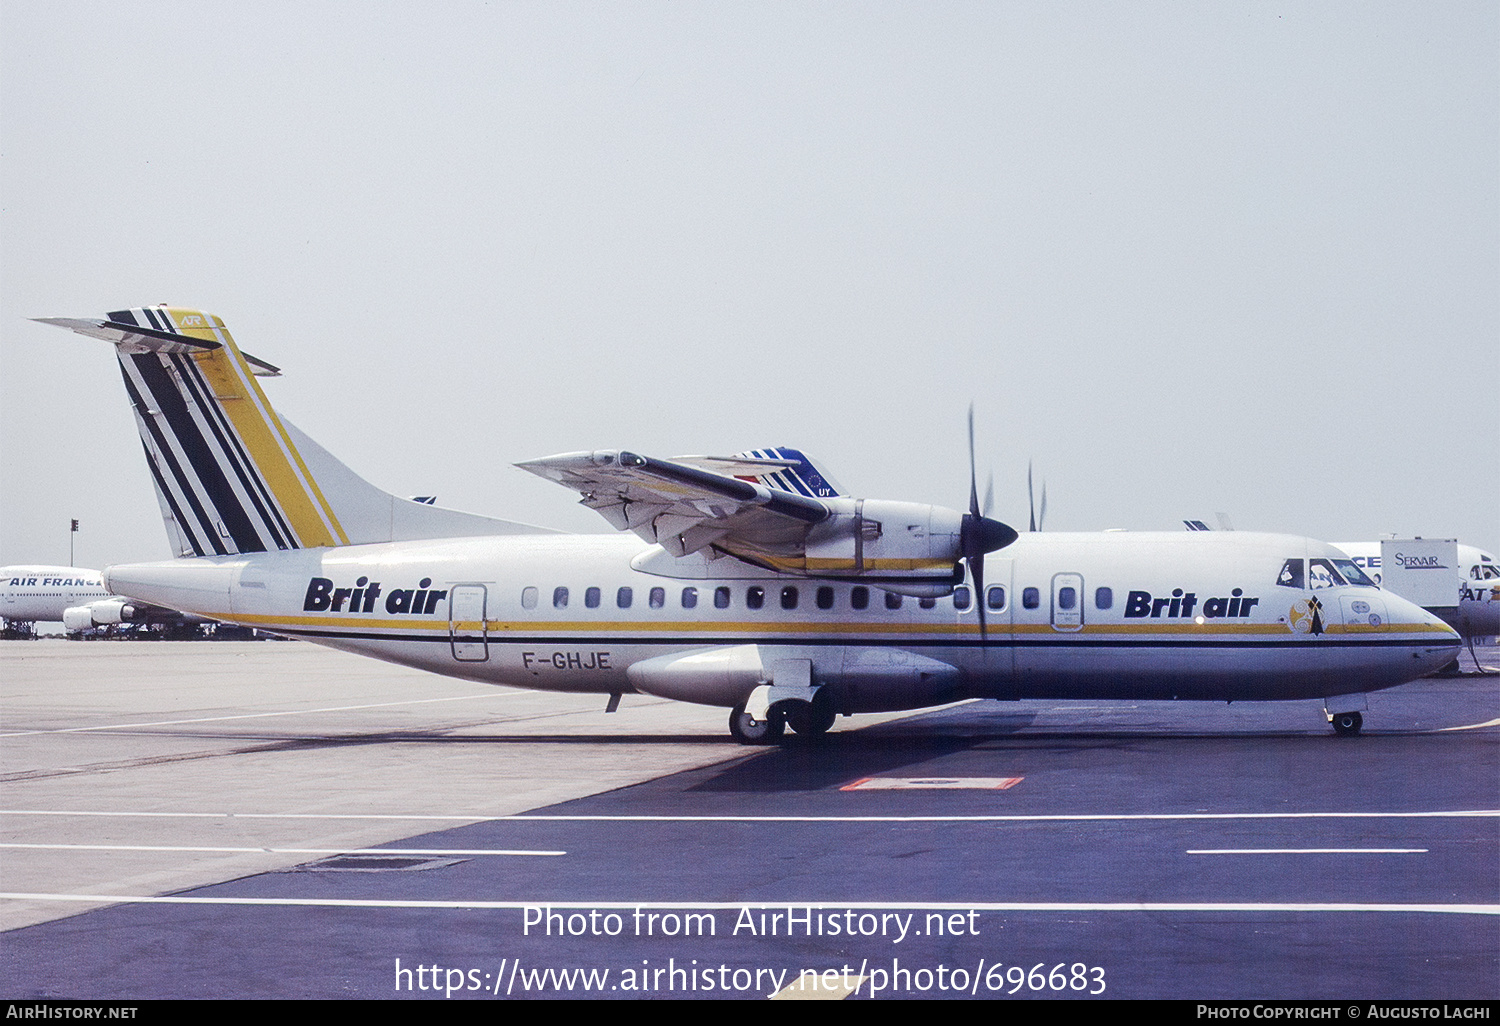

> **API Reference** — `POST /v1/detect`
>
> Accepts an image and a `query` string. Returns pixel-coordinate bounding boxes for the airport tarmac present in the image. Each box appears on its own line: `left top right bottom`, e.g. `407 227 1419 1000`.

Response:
1 639 1496 999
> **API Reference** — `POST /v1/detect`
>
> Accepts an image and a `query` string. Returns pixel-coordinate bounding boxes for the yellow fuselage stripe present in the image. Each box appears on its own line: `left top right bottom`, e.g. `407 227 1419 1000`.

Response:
222 612 1448 639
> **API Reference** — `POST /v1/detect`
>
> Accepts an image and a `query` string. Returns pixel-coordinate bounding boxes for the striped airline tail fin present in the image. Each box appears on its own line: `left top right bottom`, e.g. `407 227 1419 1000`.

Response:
38 305 553 557
729 447 846 499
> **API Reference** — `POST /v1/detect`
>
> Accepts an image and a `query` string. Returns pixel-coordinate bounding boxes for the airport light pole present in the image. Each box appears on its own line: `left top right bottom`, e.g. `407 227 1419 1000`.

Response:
70 519 78 567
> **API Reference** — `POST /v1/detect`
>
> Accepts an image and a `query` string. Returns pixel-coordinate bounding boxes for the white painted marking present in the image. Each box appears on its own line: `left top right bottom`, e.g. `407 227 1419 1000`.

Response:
3 809 1493 823
1 894 1494 914
1187 848 1428 855
841 776 1023 791
0 690 530 738
0 843 563 856
1439 717 1500 732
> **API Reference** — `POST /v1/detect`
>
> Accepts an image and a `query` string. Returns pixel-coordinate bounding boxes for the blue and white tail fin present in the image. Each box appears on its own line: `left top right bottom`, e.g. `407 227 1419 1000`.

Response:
673 447 846 499
38 305 553 557
730 447 845 499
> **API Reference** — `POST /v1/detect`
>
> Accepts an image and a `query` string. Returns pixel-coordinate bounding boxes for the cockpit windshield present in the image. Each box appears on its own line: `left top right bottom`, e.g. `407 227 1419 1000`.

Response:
1308 558 1346 589
1280 556 1375 589
1331 558 1376 588
1474 562 1500 581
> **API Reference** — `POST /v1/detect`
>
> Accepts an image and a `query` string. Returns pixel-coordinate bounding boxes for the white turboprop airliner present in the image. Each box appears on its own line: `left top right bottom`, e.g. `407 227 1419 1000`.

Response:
0 565 203 636
38 306 1459 740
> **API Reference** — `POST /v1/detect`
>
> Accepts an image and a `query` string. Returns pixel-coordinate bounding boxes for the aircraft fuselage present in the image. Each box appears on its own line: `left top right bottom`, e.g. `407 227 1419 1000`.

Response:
0 566 108 623
103 531 1459 713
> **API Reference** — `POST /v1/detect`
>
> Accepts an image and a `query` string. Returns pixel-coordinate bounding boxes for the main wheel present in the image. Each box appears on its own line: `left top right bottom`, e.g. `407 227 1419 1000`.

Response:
729 704 785 745
783 690 836 736
1331 711 1363 737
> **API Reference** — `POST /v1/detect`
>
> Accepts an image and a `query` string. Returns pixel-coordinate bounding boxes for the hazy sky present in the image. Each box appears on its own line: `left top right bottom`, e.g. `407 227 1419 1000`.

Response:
2 2 1495 570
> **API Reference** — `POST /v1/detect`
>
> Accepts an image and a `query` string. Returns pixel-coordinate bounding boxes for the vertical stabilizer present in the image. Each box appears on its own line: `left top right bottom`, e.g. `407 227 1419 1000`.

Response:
38 305 553 556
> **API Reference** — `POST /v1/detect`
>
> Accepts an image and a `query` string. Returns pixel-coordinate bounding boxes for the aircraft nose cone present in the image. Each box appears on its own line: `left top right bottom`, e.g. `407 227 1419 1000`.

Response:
1384 591 1462 674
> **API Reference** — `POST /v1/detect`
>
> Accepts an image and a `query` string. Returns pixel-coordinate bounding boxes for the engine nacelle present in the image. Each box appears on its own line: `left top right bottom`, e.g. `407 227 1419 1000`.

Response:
91 598 134 624
749 499 967 593
60 600 128 633
61 606 94 633
63 599 139 631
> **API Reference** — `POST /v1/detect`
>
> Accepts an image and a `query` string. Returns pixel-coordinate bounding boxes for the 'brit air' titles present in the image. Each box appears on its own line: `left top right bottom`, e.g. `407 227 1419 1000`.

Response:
1124 588 1260 618
303 577 448 615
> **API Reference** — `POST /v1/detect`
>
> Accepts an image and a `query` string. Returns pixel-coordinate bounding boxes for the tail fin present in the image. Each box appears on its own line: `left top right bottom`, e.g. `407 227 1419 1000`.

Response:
38 305 553 556
674 447 846 499
731 447 845 498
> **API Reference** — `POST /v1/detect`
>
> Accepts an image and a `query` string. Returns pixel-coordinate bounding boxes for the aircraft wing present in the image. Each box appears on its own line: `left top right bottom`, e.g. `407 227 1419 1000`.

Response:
517 450 831 558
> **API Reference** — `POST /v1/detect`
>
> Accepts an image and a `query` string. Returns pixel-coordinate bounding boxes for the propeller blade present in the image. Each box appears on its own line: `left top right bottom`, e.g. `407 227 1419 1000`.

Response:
1028 461 1036 533
967 404 980 520
963 405 1018 639
972 549 986 638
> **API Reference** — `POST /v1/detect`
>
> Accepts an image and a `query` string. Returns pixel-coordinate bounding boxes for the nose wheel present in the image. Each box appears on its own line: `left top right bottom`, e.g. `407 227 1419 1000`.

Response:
1331 710 1363 737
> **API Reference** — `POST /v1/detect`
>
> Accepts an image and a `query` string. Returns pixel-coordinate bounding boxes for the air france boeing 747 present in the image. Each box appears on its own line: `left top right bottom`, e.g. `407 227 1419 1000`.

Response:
0 565 203 636
38 306 1459 740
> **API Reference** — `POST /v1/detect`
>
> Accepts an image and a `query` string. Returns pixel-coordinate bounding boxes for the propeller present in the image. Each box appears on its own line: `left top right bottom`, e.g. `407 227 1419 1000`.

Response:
1027 460 1047 532
961 406 1019 637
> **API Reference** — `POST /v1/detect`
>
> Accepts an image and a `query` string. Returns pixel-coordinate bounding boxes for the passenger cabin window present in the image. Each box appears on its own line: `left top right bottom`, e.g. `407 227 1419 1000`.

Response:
585 587 601 608
851 586 869 610
781 586 798 610
1095 586 1112 610
649 587 665 609
1057 586 1077 611
918 597 936 609
521 586 538 609
746 586 765 610
987 586 1006 611
616 586 632 609
953 586 971 611
681 587 698 609
552 586 569 609
1022 587 1040 610
1276 559 1305 589
885 592 903 610
715 586 731 609
816 586 834 610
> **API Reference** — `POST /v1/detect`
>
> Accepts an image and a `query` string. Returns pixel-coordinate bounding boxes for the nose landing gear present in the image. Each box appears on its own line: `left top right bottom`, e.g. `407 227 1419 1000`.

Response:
1331 710 1363 737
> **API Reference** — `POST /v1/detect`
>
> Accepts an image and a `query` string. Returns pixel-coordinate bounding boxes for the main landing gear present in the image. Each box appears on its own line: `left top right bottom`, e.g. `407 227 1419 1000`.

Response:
728 690 837 745
1331 710 1363 737
729 704 783 744
784 689 837 737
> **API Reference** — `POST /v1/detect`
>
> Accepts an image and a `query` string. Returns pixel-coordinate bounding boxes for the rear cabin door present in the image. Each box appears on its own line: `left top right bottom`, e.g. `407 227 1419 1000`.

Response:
449 585 489 662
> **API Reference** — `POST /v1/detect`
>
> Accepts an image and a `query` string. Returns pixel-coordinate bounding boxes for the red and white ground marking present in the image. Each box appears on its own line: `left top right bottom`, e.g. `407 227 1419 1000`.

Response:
839 776 1024 792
